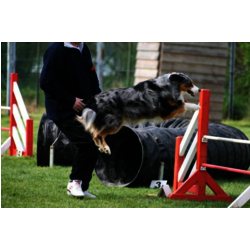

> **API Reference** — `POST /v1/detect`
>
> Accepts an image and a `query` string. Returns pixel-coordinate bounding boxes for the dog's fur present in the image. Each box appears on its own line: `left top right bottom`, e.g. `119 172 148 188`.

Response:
77 72 200 154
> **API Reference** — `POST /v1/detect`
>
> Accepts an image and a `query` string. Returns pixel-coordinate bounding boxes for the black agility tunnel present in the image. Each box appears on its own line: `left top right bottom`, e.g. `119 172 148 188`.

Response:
37 114 75 167
37 114 250 187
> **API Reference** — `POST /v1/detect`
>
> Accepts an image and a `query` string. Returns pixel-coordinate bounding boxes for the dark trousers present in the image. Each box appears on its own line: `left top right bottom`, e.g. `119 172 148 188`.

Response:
54 115 98 191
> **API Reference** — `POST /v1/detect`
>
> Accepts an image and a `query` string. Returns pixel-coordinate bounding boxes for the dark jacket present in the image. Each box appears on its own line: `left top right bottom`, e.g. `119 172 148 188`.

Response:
40 42 101 121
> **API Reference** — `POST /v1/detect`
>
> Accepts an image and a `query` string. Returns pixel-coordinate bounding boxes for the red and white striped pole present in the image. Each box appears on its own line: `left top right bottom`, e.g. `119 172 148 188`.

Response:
8 73 33 157
9 73 18 156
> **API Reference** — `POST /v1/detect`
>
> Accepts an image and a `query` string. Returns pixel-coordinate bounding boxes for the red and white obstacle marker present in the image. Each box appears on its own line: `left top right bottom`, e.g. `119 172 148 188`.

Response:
1 73 33 157
167 90 250 207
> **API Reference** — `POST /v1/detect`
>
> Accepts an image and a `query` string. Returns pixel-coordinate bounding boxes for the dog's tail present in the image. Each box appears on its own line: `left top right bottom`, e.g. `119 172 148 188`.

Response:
77 108 96 130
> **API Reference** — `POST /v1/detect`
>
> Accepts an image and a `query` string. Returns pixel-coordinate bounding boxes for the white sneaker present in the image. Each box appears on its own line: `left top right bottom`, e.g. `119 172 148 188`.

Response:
83 190 97 199
67 180 85 197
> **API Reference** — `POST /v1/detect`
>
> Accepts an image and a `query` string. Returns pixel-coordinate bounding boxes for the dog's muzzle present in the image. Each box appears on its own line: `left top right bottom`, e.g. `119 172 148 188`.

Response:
187 85 200 97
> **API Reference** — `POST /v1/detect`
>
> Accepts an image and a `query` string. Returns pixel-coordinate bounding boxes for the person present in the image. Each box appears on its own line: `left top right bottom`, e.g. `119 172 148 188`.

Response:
40 42 102 198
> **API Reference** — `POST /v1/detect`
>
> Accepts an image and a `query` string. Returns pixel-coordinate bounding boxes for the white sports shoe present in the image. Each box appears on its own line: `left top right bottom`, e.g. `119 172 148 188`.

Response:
83 190 97 199
67 180 85 197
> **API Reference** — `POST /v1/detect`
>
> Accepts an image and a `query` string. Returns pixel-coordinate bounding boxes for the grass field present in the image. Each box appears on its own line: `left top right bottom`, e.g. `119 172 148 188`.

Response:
1 110 250 208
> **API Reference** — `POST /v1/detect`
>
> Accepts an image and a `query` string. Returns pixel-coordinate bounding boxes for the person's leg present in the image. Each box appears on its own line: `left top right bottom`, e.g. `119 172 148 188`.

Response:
54 115 98 192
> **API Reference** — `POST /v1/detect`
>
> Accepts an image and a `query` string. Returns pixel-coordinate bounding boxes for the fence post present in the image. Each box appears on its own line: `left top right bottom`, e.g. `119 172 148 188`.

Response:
96 42 104 90
229 42 235 119
126 42 132 87
36 42 41 108
7 42 16 115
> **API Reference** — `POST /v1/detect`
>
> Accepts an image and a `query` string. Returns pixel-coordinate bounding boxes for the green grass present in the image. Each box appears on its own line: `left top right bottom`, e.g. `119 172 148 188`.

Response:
222 119 250 139
1 111 250 208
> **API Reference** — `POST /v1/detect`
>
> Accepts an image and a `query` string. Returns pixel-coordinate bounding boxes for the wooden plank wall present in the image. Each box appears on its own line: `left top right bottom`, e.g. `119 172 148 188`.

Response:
134 42 161 84
134 42 229 122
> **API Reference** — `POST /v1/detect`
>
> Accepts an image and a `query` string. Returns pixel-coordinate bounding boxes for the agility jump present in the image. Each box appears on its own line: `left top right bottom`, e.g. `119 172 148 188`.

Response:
1 73 33 157
168 89 250 207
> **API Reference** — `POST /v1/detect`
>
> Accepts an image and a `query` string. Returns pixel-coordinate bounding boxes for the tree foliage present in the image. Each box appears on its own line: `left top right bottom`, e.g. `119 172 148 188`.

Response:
235 43 250 94
223 42 250 120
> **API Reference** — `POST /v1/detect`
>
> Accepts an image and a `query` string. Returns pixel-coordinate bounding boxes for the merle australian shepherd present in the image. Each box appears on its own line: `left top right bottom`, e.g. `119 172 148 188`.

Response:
77 72 200 155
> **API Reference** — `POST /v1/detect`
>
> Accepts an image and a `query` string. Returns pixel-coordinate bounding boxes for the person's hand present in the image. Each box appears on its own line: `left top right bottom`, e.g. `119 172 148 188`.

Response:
73 97 85 112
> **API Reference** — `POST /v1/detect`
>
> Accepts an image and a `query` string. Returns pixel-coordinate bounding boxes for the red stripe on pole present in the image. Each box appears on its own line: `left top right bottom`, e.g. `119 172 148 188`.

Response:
1 127 10 131
91 66 95 71
202 163 250 175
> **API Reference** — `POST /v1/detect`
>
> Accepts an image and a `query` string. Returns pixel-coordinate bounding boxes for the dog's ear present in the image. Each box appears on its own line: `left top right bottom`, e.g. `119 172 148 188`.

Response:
169 73 186 83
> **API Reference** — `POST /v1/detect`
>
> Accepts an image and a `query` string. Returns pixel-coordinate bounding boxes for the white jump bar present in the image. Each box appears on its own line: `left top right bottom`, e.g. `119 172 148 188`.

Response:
1 137 11 155
178 133 198 182
13 104 26 146
203 135 250 145
13 82 29 121
1 106 10 110
179 109 199 156
12 126 25 152
228 186 250 208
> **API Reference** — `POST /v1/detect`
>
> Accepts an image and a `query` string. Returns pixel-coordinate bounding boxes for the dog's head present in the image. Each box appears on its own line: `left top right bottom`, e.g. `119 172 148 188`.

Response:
156 72 200 100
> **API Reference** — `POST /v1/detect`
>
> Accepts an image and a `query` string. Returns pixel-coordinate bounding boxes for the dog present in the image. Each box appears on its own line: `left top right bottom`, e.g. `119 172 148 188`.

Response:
77 72 200 155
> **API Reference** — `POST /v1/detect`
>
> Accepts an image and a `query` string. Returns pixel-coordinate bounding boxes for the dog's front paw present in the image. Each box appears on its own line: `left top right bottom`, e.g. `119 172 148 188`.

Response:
185 103 201 112
99 147 105 153
104 146 111 155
